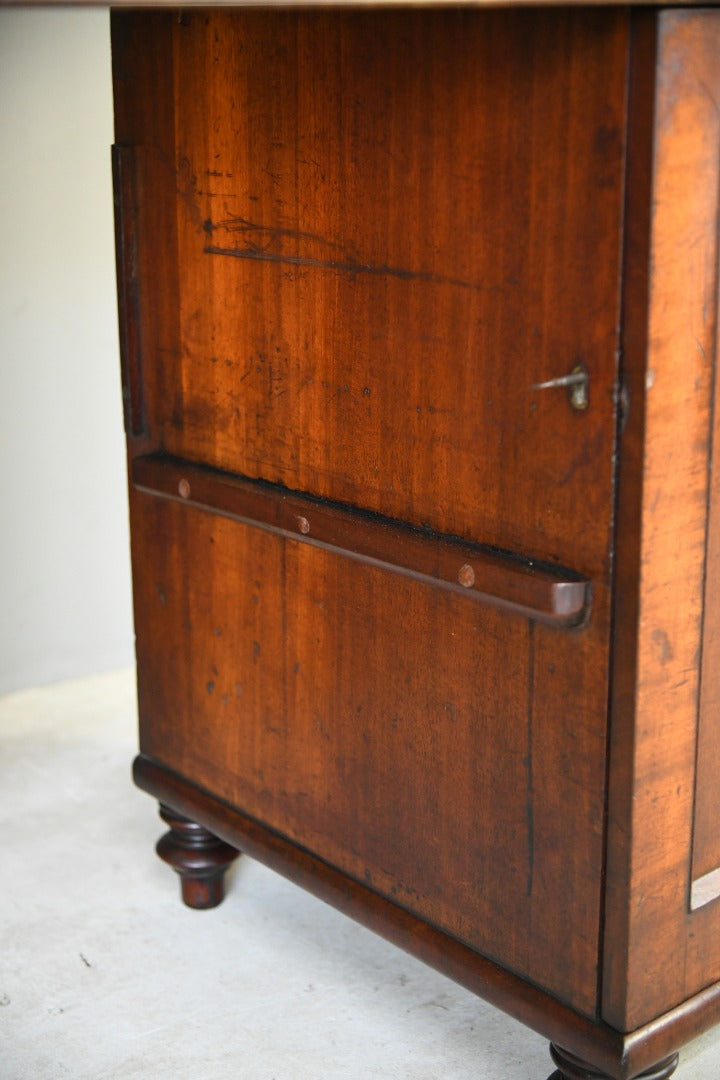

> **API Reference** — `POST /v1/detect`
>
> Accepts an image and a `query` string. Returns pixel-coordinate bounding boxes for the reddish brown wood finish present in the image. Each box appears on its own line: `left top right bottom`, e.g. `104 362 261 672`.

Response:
130 486 614 1013
156 803 240 909
604 8 720 1032
548 1045 678 1080
134 754 720 1080
112 144 145 437
132 453 591 625
116 8 626 576
10 0 704 8
114 7 628 1020
111 6 720 1079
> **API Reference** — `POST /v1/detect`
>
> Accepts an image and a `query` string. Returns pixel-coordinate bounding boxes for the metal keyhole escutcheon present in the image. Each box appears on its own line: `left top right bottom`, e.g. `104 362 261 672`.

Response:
532 364 589 411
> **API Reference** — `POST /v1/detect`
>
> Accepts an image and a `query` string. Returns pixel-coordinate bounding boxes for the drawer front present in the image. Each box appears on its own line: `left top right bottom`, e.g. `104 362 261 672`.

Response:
113 8 628 577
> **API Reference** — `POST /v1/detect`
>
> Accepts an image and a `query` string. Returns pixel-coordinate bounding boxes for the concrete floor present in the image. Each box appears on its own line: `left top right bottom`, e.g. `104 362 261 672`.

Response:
1 670 719 1080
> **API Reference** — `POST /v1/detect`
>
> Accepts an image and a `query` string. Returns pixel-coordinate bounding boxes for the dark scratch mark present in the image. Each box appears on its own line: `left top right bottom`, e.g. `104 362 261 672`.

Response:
176 156 205 231
204 244 486 292
150 162 515 291
207 213 347 254
79 953 92 969
202 212 491 291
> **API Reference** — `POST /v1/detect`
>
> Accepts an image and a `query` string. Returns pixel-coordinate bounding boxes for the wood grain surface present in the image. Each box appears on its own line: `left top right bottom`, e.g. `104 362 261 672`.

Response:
113 1 720 1054
113 8 630 1019
604 9 720 1032
132 453 592 626
134 750 720 1080
115 8 627 577
7 0 702 9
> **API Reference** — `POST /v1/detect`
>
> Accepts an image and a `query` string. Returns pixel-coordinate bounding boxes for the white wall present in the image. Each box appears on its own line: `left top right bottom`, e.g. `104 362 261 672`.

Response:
0 10 134 694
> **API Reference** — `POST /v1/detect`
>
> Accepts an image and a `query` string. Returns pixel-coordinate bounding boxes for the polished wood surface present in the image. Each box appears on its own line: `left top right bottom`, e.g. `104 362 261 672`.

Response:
5 0 705 8
156 803 240 908
549 1045 678 1080
134 753 720 1080
604 8 720 1033
116 9 626 572
112 7 720 1078
135 753 628 1072
115 7 628 1019
132 453 591 626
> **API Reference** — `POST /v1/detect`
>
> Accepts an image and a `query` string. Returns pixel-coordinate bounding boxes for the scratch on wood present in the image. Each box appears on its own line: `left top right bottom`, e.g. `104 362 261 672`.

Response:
210 213 348 254
202 214 489 292
204 242 487 291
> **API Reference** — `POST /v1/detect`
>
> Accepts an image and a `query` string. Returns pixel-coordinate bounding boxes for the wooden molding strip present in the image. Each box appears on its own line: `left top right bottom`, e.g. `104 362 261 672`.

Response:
132 454 590 627
8 1 700 8
112 144 145 437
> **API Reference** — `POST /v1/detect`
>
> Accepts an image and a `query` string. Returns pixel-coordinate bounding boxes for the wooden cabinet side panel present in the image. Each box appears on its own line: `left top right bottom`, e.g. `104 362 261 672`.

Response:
604 9 720 1031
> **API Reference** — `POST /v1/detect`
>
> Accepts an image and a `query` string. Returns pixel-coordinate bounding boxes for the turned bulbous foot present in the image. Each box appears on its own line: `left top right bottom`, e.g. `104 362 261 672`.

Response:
156 803 240 909
548 1044 679 1080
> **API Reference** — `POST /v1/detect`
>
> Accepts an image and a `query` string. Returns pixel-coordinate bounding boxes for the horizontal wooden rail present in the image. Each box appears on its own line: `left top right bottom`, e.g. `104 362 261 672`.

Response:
15 1 687 8
132 454 591 627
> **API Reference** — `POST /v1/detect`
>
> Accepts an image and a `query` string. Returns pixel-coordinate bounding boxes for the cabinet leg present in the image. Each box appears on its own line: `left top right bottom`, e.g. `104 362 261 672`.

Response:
547 1044 679 1080
155 803 240 909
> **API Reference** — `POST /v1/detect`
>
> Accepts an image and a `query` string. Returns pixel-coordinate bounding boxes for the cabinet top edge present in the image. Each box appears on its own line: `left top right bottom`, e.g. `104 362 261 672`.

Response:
2 0 715 8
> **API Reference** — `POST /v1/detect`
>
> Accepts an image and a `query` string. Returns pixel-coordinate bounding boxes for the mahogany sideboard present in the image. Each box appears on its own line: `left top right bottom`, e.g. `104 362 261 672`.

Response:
110 7 720 1078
